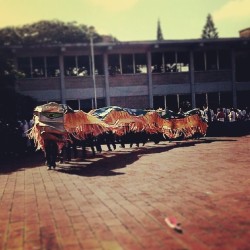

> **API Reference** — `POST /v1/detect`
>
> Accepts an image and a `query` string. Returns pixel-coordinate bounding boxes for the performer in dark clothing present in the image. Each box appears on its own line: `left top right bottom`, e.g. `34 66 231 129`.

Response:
44 139 58 170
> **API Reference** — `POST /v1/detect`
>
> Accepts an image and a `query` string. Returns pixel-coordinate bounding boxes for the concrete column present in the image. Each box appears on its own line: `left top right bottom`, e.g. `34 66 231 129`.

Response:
30 57 33 78
90 35 97 109
147 51 153 109
12 51 19 93
77 99 80 110
59 53 66 104
44 57 47 78
103 53 110 106
189 50 196 108
231 50 237 107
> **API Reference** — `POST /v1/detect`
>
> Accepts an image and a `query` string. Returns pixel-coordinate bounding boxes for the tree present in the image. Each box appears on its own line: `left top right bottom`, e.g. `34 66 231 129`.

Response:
201 14 219 39
0 52 37 121
0 20 119 120
0 20 118 46
157 19 164 41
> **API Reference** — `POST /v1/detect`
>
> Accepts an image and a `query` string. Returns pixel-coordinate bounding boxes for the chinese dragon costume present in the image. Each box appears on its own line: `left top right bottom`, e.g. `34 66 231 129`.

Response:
28 102 208 152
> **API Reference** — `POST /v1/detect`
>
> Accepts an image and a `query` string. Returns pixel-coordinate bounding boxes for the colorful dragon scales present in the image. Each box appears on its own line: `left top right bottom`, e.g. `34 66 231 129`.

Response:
28 102 208 151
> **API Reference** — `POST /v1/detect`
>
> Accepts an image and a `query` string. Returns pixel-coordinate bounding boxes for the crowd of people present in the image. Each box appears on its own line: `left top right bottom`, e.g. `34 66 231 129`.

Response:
200 106 250 137
202 106 249 123
0 106 249 161
0 118 34 159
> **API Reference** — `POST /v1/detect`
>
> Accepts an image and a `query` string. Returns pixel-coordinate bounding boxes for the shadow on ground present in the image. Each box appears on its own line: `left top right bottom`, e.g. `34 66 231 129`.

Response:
0 151 45 174
0 137 237 175
55 138 236 177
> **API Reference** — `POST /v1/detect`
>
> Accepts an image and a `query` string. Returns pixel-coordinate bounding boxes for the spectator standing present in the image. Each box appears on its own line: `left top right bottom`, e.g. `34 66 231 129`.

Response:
216 108 225 122
228 108 236 122
164 107 172 119
20 119 30 151
178 108 184 115
203 105 212 123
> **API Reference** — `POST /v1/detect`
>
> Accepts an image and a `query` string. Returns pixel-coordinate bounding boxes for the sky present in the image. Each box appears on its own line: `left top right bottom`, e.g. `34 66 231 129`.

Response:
1 0 250 41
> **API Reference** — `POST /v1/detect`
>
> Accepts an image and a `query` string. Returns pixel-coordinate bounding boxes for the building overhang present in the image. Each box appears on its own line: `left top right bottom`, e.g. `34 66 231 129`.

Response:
1 37 250 56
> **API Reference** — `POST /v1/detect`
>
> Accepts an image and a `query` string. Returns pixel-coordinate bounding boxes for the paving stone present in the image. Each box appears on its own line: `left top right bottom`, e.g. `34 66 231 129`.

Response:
0 136 249 249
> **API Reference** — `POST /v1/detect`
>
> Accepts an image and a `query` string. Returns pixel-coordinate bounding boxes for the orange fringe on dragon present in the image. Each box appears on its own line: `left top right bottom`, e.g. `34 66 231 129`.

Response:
28 102 208 152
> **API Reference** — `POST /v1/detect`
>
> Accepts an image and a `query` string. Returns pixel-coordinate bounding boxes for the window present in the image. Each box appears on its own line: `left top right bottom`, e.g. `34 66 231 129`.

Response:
97 98 106 108
237 90 250 109
151 52 163 73
17 57 31 78
64 56 90 76
153 95 165 110
179 94 192 111
64 56 77 76
195 93 207 109
121 54 133 74
46 57 60 77
207 92 219 109
218 50 231 70
194 50 231 71
164 52 176 72
194 51 205 71
135 53 147 74
78 56 90 76
66 100 79 110
32 57 45 77
165 95 178 111
108 54 121 75
235 51 250 82
94 55 104 75
206 50 217 70
79 98 106 112
153 51 189 73
80 99 93 112
220 92 233 107
177 52 189 72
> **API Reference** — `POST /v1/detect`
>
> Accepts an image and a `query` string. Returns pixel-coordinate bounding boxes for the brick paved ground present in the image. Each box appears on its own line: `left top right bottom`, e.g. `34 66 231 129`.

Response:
0 136 249 250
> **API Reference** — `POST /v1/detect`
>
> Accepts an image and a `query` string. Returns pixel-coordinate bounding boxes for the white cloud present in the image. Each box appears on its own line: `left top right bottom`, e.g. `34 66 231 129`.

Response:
87 0 140 12
213 0 250 21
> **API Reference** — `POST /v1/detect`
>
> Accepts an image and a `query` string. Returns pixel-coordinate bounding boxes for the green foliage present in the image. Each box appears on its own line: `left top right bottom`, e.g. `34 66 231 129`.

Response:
0 52 37 121
0 51 17 88
0 20 117 46
0 20 118 121
0 88 37 121
201 14 219 39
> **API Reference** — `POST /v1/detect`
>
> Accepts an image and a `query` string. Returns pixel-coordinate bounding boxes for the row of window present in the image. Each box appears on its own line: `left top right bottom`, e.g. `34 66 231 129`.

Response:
40 90 249 112
17 50 233 79
152 50 232 73
154 91 249 111
153 92 233 111
18 56 60 78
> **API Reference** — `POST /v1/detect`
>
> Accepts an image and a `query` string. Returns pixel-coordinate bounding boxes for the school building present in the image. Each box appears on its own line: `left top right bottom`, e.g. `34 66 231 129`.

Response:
5 32 250 111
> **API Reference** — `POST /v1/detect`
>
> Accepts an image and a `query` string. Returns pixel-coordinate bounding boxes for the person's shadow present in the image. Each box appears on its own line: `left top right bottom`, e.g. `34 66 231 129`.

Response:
0 138 236 175
55 139 217 177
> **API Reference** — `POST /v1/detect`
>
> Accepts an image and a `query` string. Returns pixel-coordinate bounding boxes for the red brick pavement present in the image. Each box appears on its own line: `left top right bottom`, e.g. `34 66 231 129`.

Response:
0 136 249 250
